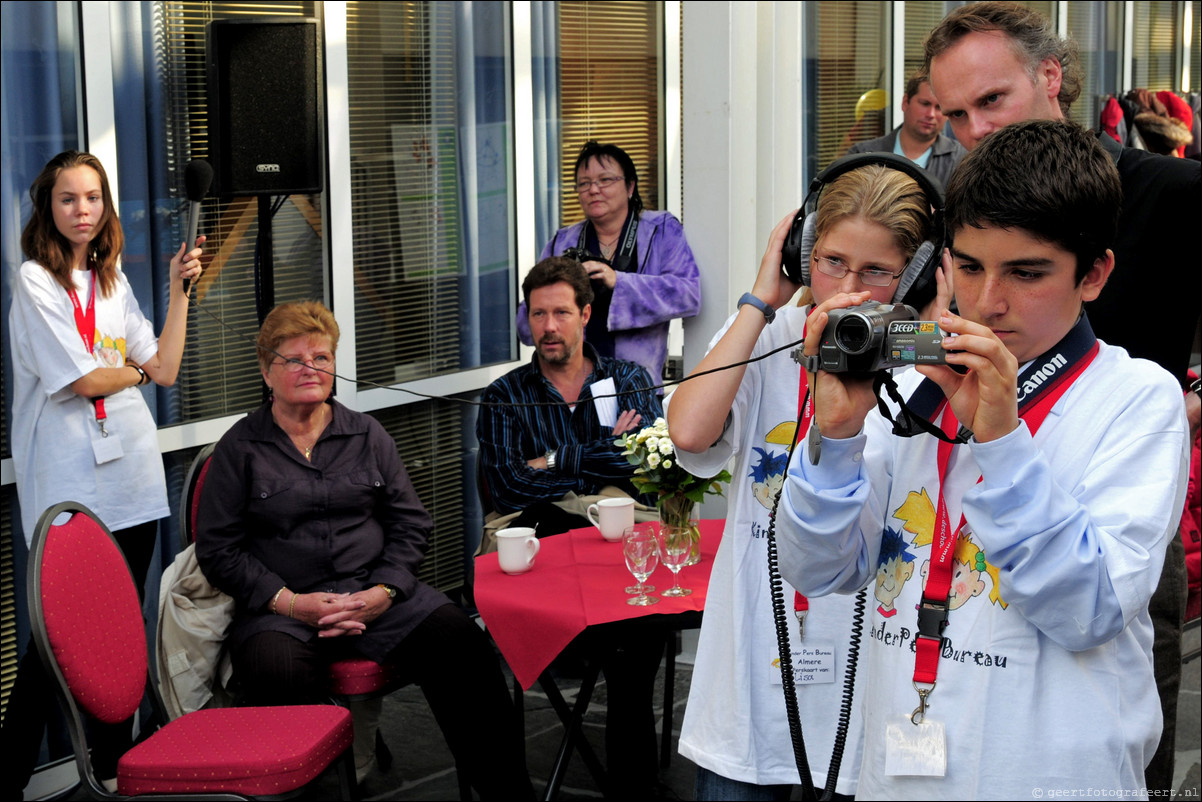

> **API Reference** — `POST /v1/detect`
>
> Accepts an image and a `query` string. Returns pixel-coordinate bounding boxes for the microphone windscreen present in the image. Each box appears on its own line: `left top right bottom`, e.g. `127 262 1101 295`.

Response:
185 159 214 202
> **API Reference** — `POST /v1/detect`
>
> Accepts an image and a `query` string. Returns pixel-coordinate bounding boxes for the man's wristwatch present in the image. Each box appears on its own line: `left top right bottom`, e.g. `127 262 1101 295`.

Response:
376 583 397 600
544 449 558 471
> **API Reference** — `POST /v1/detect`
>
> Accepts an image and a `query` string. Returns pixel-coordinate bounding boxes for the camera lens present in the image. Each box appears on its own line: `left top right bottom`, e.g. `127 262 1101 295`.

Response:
834 314 872 354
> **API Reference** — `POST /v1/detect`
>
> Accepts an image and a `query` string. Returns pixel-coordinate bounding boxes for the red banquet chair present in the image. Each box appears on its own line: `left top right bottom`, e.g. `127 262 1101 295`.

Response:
181 445 469 795
29 501 356 800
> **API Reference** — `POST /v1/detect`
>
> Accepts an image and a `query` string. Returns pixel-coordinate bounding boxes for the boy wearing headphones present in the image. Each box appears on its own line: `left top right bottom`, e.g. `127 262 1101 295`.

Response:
779 120 1189 798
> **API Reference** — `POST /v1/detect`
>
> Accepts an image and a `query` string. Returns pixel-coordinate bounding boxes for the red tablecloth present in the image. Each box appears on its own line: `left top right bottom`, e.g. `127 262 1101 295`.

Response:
475 519 723 689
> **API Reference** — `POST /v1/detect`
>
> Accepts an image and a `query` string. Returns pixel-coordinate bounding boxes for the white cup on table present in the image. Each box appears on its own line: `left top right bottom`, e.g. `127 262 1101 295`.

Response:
496 527 540 574
586 497 635 542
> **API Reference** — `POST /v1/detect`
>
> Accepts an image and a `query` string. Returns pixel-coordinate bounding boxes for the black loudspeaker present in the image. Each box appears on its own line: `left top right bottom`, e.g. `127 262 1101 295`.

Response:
206 18 324 196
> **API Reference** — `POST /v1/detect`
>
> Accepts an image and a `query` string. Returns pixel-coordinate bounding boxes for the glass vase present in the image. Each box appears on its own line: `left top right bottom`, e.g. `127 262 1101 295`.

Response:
658 492 701 565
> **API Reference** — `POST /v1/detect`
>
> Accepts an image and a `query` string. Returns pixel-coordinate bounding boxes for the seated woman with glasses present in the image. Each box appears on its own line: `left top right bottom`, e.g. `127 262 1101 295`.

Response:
195 301 532 799
518 140 702 384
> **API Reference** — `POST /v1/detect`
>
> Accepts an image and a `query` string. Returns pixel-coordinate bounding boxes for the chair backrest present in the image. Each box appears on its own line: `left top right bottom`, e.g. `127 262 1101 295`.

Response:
180 442 216 549
30 502 148 728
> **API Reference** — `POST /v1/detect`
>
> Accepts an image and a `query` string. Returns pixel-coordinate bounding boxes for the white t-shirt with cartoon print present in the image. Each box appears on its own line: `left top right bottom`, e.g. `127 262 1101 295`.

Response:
10 260 168 542
671 304 864 793
780 341 1189 799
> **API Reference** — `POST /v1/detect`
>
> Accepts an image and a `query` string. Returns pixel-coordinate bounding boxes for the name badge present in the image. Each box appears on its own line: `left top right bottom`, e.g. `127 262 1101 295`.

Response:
90 427 124 464
884 714 947 777
770 641 837 686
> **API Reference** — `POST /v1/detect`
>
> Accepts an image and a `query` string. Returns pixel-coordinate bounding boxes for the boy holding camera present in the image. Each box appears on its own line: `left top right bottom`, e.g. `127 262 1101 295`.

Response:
778 119 1189 798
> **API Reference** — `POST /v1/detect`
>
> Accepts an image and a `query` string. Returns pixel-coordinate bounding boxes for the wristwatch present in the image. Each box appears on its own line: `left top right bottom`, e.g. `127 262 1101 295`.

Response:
376 583 397 600
737 292 775 324
1191 377 1201 399
544 449 558 472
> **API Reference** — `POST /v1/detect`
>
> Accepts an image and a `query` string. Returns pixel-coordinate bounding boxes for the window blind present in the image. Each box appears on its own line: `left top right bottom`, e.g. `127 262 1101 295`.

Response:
156 1 325 422
814 1 889 169
557 0 662 227
1133 0 1180 89
346 1 462 388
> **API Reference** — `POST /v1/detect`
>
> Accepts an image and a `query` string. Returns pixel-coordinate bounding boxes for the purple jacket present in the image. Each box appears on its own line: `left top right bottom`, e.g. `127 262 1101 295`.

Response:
518 209 701 380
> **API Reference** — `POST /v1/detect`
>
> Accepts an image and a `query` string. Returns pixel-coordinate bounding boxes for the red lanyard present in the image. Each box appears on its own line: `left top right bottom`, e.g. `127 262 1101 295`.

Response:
912 341 1100 694
67 271 108 432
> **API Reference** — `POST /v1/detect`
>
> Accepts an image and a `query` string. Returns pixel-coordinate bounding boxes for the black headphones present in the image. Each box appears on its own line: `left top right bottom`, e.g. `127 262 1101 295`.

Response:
780 151 946 309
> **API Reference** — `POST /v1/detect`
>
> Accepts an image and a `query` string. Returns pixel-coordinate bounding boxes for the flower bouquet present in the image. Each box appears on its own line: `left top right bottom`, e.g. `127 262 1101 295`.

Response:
615 417 731 564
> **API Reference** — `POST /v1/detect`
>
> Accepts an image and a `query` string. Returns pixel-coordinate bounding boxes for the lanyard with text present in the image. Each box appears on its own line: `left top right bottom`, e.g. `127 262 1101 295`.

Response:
577 211 640 273
911 313 1099 721
792 320 814 628
66 270 109 436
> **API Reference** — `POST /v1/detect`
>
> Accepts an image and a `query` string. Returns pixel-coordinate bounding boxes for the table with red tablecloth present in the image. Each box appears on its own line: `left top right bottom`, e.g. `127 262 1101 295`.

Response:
474 519 722 799
474 519 722 690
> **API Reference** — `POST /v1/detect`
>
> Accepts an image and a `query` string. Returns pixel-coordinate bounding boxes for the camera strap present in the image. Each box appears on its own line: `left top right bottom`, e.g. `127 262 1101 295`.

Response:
578 211 640 273
873 372 971 444
874 312 1099 445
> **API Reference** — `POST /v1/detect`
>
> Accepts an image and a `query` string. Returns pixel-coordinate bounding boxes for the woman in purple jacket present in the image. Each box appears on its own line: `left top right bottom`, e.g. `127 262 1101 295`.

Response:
519 141 701 383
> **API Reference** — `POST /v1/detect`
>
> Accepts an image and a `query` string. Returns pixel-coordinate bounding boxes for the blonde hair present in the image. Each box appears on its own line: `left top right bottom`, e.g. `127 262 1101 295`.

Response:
954 534 1007 609
813 164 932 266
257 301 340 373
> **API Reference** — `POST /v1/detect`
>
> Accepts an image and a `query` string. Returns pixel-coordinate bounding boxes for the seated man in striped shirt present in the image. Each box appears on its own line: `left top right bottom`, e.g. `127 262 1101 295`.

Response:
477 255 662 535
475 256 666 797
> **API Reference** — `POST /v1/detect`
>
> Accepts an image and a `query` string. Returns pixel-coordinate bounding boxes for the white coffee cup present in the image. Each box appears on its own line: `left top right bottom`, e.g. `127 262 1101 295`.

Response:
586 497 636 542
496 527 540 574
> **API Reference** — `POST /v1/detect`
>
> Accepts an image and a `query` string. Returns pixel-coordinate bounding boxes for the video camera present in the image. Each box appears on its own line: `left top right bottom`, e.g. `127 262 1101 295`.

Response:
561 247 611 267
814 301 960 376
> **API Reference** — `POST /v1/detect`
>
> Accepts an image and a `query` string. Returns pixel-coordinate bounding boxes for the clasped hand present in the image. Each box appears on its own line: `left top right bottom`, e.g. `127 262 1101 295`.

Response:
290 588 393 637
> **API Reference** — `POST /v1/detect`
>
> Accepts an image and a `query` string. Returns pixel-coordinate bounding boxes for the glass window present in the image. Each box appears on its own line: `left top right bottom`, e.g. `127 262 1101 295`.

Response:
0 0 82 757
806 1 890 174
555 0 662 229
1066 1 1123 129
149 1 325 423
347 0 516 381
1132 0 1181 89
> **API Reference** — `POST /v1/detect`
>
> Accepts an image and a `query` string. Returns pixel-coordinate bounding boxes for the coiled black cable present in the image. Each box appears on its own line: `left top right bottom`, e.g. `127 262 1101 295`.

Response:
764 386 865 802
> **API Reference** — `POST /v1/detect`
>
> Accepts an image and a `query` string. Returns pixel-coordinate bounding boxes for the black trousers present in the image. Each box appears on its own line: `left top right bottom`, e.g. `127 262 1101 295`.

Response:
232 602 534 800
1 520 158 801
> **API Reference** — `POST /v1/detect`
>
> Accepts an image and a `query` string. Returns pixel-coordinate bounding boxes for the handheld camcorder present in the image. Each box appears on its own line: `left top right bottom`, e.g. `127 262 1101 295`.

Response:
561 247 611 267
815 301 960 376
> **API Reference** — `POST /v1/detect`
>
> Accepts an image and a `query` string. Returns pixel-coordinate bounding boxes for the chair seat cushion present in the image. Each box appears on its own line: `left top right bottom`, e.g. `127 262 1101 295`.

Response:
118 705 352 795
327 657 403 697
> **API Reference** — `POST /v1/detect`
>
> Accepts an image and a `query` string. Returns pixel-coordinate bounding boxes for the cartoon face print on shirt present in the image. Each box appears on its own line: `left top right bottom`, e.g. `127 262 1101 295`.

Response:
896 488 1008 611
747 421 801 511
94 333 127 368
875 526 916 617
749 447 789 510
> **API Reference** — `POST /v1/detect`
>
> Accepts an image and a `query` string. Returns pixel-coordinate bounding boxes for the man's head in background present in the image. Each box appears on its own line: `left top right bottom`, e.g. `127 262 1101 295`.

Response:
924 1 1082 150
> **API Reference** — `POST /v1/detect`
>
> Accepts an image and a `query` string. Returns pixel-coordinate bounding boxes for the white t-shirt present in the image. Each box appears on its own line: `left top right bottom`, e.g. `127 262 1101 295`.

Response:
9 260 169 542
671 305 864 793
780 341 1190 799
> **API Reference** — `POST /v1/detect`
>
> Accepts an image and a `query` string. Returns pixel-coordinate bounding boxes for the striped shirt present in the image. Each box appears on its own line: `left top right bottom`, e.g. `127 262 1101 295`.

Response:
476 344 663 515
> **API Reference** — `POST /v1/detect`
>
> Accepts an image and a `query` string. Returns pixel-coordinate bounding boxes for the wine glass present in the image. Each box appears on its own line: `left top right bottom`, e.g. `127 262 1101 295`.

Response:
658 523 693 597
624 524 655 594
623 524 659 606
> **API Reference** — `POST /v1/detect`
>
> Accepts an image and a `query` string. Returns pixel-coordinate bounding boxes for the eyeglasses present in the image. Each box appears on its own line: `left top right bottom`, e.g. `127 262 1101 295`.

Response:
273 354 334 373
813 254 904 287
574 175 624 194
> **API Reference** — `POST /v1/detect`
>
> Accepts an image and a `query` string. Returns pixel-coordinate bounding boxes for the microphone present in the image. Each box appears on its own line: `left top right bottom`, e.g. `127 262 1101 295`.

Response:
183 159 214 295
